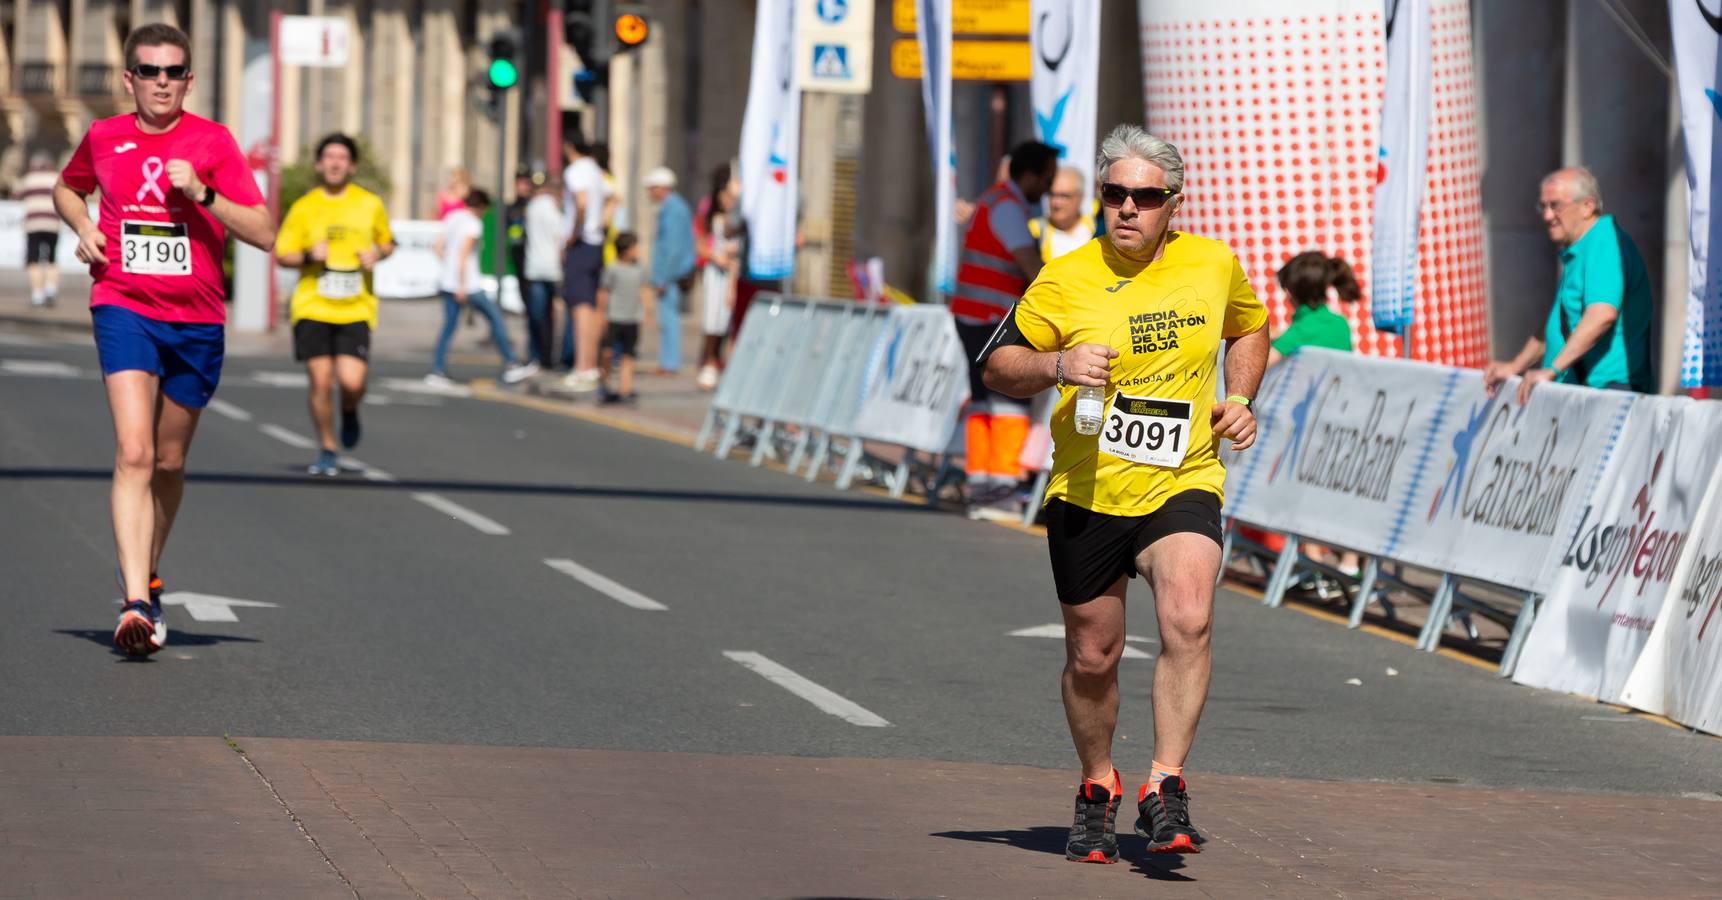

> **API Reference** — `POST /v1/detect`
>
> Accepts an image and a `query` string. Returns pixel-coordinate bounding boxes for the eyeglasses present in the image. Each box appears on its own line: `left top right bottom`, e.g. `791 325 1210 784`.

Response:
130 64 191 81
1099 183 1178 210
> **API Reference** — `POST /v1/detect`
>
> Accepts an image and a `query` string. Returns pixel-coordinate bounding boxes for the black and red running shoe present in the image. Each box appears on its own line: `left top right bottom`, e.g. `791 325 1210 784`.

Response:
1065 776 1120 864
1136 776 1206 854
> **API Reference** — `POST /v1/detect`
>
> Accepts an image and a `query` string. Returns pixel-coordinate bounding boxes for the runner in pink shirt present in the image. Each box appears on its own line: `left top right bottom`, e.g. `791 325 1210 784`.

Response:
53 23 275 656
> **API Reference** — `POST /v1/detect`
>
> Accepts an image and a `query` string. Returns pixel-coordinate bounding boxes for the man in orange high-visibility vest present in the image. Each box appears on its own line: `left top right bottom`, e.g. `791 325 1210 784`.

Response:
953 141 1060 521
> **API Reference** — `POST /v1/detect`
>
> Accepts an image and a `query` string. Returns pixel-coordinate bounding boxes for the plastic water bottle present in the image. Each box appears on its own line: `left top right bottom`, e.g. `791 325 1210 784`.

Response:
1074 384 1105 435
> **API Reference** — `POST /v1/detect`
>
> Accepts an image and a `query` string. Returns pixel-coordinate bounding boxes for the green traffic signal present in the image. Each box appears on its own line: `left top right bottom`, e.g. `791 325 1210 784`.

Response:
487 58 518 89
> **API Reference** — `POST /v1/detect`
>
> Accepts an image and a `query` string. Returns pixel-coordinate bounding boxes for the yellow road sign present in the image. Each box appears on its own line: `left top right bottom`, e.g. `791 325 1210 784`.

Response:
893 0 1029 36
889 38 1030 82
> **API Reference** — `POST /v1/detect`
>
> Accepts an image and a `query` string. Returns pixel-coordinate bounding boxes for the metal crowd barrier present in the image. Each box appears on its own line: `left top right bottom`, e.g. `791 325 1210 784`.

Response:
696 295 894 491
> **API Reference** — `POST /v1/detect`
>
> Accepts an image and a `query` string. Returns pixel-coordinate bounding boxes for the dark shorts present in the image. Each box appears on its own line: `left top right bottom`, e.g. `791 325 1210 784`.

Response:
293 319 372 361
1045 491 1224 604
26 231 58 265
606 322 640 356
562 241 604 306
91 305 225 409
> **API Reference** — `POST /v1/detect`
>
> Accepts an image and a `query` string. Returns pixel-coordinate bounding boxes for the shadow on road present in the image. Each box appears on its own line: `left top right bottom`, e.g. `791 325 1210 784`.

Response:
2 468 927 514
54 629 263 658
931 825 1195 881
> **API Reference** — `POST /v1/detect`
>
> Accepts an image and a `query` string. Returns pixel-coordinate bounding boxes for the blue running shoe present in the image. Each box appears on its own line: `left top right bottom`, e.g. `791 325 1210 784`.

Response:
308 449 340 477
114 598 163 657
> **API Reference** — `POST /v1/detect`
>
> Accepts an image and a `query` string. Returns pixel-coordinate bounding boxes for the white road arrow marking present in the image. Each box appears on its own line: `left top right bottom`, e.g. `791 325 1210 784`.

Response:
159 591 280 623
1009 624 1157 659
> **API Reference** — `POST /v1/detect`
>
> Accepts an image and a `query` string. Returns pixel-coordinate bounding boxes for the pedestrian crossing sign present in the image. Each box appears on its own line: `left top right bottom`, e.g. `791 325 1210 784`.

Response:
813 44 851 80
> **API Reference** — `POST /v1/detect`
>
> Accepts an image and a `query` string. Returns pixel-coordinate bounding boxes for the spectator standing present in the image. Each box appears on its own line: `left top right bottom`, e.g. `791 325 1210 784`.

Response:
522 171 565 368
560 137 613 390
598 232 653 403
695 163 741 390
646 166 697 375
20 151 62 307
427 189 537 386
1483 166 1655 403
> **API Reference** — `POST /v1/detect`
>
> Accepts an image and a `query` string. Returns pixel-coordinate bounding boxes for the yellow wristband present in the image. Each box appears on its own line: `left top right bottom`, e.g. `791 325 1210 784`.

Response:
1225 394 1252 407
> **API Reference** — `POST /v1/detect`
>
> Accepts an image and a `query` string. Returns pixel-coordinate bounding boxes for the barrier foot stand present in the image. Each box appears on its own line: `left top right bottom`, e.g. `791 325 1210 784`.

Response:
1262 537 1302 608
805 434 832 482
750 421 779 467
1348 557 1381 629
713 416 743 459
786 429 813 474
888 458 912 499
835 438 866 490
695 409 720 452
1417 575 1456 651
1023 470 1051 527
1499 594 1539 678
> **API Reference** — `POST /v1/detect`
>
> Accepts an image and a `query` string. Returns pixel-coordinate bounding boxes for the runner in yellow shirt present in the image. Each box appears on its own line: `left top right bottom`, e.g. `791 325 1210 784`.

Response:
274 134 394 476
981 125 1268 865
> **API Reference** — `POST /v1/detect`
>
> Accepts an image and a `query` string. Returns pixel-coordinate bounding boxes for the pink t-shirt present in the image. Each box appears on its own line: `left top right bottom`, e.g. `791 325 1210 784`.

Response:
60 112 264 324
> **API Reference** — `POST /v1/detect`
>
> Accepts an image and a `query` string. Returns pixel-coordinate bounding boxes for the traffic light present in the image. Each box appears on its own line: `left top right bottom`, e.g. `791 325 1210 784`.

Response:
487 31 520 91
565 1 602 70
613 10 650 52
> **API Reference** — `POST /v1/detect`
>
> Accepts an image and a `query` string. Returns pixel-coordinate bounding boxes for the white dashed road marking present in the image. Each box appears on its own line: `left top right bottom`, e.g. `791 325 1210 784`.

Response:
543 559 669 611
206 398 252 421
257 423 319 450
723 651 891 727
413 492 510 535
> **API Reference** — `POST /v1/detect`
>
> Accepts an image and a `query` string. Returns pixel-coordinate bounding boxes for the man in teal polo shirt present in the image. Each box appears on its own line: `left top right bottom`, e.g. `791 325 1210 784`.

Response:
1484 167 1654 403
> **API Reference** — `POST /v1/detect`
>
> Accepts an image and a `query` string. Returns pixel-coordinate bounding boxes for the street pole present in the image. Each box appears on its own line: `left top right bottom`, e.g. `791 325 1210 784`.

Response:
494 90 510 310
594 0 615 142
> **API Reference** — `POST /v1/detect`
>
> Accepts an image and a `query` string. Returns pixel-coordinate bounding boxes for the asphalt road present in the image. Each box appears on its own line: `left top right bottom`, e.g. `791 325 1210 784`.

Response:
3 330 1720 798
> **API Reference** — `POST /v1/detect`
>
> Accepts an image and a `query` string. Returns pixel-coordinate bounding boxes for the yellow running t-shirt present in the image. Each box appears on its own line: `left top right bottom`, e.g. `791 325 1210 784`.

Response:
277 185 393 327
1012 232 1267 517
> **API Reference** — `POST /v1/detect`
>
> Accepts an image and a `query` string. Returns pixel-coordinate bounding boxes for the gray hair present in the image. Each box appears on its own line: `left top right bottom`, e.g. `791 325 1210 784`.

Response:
1096 125 1185 192
29 150 53 170
1544 166 1604 213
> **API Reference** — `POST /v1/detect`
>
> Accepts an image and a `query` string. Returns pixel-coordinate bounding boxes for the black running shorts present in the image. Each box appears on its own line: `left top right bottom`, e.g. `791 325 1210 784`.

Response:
1045 490 1224 604
293 319 371 361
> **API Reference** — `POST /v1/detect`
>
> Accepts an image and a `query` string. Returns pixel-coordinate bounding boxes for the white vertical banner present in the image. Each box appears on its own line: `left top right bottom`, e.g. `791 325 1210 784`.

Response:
740 0 802 281
1669 0 1722 388
1619 461 1722 736
1369 0 1431 335
1030 0 1099 205
916 0 956 297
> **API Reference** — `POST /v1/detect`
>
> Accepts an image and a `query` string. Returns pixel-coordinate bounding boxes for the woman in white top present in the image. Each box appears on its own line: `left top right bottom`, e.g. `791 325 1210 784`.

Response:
696 164 741 390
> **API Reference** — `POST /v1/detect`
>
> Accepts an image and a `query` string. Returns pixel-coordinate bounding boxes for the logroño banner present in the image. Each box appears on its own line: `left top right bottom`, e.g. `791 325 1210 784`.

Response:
1512 397 1722 703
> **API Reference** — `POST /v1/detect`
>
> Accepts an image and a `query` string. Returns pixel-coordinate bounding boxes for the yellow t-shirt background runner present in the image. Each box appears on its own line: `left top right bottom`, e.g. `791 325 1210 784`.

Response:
277 185 393 327
1013 231 1267 517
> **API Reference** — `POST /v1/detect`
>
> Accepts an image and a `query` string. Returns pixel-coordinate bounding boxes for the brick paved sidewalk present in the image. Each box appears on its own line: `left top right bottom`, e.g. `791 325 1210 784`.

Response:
4 736 1718 899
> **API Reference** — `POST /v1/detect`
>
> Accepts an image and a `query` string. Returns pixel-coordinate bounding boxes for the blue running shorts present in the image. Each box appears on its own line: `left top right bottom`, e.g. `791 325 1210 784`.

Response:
91 305 225 409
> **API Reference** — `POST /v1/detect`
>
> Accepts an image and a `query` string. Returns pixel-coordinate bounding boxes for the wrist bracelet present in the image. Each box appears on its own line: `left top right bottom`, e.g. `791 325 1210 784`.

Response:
1055 351 1065 388
1225 394 1252 408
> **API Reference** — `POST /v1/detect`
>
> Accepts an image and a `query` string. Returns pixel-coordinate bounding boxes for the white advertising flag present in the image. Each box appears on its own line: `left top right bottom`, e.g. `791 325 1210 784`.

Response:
1619 463 1722 736
1369 0 1431 334
740 0 802 281
1030 0 1100 204
1513 397 1722 703
917 0 956 296
1669 0 1722 388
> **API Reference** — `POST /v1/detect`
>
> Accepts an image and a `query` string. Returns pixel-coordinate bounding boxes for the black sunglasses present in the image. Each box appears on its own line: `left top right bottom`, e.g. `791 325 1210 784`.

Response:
1099 183 1178 210
131 64 191 81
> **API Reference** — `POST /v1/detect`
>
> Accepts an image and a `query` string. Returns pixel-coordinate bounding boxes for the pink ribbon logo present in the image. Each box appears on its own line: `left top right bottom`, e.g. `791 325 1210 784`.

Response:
136 157 167 204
